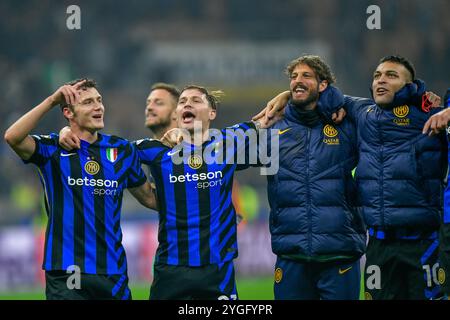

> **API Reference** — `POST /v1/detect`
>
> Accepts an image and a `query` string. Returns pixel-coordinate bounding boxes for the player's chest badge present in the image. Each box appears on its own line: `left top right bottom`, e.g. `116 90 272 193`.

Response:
106 148 118 163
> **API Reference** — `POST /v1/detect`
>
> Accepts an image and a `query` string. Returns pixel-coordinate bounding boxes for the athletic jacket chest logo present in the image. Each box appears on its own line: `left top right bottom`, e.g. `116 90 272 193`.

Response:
323 125 340 145
392 105 410 126
393 105 409 118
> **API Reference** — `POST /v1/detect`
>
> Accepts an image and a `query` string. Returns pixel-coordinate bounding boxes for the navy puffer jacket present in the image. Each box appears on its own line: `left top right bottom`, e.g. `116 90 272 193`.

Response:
268 86 366 262
345 80 447 232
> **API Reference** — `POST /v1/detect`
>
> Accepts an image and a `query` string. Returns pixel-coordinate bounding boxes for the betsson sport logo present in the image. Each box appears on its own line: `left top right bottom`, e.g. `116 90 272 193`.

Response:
67 159 119 196
169 155 224 189
393 105 410 126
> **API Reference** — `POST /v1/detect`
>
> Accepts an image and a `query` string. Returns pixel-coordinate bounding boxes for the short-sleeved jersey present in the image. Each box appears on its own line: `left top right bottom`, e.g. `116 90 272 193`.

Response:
135 122 256 266
25 133 146 274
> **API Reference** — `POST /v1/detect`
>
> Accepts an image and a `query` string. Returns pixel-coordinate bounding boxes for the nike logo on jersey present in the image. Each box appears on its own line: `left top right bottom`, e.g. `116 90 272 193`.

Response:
167 149 182 156
278 128 291 135
60 153 77 157
338 266 353 275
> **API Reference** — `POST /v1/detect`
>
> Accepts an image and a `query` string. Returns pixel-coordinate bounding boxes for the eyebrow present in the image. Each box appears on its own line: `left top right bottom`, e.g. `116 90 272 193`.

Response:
179 95 202 100
291 71 314 77
374 70 399 75
80 95 102 103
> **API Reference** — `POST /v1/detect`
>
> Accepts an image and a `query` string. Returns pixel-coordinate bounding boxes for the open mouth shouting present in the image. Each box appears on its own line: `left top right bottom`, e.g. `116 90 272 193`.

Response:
181 110 196 124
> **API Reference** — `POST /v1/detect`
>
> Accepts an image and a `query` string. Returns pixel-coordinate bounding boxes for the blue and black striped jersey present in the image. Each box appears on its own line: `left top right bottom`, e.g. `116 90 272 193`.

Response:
135 122 256 266
24 133 146 274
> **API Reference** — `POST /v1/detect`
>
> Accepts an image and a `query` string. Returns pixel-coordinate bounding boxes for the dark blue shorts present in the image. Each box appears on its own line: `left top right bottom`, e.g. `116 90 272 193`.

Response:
274 257 361 300
45 271 131 300
150 260 237 300
364 237 446 300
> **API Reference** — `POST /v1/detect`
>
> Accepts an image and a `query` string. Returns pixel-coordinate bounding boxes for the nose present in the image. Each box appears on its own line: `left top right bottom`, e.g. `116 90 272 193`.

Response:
291 75 305 86
94 102 103 111
181 100 193 109
377 74 387 84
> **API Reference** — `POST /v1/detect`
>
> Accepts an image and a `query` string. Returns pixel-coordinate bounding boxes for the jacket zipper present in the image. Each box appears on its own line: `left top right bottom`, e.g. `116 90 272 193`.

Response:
378 111 385 228
306 128 312 255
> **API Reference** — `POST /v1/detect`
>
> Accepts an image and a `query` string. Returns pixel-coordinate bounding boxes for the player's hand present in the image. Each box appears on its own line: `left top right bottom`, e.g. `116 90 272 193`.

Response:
252 91 290 122
59 126 80 150
161 128 184 148
425 91 442 108
49 79 86 107
422 108 450 136
331 108 346 124
258 111 285 129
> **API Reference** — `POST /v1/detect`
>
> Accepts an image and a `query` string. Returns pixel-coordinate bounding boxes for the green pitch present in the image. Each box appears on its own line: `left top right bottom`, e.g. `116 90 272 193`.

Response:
0 276 365 300
0 276 274 300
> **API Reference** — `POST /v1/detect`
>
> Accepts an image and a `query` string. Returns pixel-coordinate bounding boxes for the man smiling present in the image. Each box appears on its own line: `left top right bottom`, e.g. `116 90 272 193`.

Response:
4 78 156 300
259 55 447 299
265 55 365 300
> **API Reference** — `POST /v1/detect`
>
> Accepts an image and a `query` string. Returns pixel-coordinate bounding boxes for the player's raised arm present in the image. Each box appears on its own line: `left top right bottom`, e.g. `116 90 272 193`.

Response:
252 90 290 123
253 87 347 126
4 80 85 160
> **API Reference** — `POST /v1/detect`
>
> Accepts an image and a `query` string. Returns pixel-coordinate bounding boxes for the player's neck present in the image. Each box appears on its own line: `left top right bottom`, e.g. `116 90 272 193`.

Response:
185 129 209 146
151 123 177 140
69 124 99 144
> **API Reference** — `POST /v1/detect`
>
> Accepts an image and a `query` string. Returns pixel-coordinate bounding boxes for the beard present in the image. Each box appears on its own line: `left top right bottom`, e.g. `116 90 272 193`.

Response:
290 87 320 110
146 115 172 131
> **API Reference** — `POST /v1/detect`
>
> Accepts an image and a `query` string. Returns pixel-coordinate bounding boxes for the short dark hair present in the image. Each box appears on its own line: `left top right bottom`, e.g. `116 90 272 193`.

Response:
61 78 97 109
285 55 336 84
66 78 97 89
378 55 416 81
150 82 180 102
180 85 224 110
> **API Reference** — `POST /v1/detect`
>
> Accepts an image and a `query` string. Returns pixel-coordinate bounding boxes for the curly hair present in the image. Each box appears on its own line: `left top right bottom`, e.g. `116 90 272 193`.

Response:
285 55 336 84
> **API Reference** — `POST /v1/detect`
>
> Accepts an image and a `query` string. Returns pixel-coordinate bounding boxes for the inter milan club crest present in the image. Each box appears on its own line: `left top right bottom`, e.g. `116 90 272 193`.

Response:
84 160 100 175
187 154 202 169
106 148 118 163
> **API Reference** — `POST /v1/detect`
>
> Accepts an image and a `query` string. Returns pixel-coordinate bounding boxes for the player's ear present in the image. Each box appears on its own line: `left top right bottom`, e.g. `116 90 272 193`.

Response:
62 106 75 120
209 108 217 121
319 80 328 93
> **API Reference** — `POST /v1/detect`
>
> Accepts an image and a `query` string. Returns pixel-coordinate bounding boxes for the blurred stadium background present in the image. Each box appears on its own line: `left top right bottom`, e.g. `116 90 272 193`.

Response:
0 0 448 299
